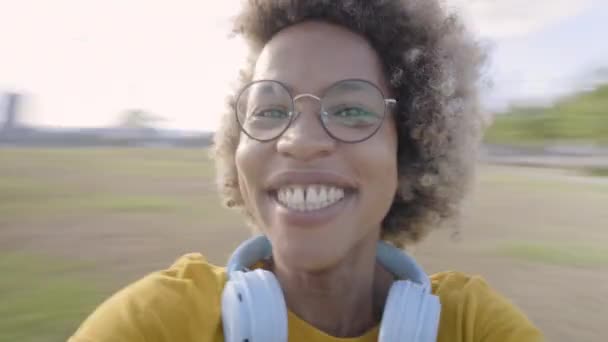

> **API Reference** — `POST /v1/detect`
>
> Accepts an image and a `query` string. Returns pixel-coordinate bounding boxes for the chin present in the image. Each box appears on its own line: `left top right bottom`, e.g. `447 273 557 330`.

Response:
269 230 353 270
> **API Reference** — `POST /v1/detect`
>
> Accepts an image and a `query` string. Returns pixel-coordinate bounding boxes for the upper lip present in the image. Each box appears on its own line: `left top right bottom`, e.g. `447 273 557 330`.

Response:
265 170 358 191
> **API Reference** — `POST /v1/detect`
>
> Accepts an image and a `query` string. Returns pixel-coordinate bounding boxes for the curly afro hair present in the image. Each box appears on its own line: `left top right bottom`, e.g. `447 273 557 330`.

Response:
213 0 485 247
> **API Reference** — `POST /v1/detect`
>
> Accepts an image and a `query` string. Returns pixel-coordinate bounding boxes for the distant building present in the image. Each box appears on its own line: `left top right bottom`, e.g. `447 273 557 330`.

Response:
1 92 21 132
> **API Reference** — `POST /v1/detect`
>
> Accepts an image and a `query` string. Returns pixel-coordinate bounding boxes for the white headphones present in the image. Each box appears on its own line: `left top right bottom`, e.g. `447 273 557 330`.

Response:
221 235 441 342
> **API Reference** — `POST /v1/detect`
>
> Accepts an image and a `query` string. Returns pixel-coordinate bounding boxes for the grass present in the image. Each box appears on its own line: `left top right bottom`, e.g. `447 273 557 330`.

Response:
2 148 608 341
0 147 215 179
0 253 107 342
0 148 226 221
497 242 608 267
0 195 204 220
90 196 192 213
0 149 238 340
478 168 608 194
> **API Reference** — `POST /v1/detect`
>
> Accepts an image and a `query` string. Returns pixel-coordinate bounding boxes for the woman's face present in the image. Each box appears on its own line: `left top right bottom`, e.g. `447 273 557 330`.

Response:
235 21 398 270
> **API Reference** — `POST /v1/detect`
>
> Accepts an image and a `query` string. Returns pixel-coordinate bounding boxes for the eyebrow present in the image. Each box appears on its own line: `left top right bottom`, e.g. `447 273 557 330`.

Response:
327 81 370 97
252 79 373 96
259 83 283 94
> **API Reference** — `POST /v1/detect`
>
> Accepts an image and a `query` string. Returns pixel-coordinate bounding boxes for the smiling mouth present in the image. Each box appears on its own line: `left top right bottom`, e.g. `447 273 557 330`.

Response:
270 184 353 212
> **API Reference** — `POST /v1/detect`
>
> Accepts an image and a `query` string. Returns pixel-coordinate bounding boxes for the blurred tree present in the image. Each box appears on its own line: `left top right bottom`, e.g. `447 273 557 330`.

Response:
117 109 165 130
485 83 608 146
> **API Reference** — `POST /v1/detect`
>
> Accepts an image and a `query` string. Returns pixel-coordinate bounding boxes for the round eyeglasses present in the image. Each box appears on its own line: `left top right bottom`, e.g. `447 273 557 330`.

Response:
235 79 397 143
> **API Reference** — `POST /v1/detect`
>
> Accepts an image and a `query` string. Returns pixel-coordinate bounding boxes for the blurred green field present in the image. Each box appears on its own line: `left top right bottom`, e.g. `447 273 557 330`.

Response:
497 242 608 267
586 167 608 177
0 253 103 341
1 148 608 341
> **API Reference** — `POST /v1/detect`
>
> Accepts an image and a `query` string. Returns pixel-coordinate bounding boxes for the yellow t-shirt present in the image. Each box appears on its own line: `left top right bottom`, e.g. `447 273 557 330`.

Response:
69 253 543 342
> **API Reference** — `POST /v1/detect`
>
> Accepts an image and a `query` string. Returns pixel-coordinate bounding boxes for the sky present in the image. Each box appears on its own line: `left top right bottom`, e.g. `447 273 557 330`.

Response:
1 0 607 131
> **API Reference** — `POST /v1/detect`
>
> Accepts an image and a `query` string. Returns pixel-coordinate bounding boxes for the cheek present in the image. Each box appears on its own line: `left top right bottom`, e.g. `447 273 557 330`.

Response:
234 139 271 215
362 122 399 200
370 148 398 193
235 141 256 208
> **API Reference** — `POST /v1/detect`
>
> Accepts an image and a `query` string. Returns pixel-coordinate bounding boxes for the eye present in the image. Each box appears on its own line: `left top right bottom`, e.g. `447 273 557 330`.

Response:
251 108 290 119
324 106 380 128
332 107 373 117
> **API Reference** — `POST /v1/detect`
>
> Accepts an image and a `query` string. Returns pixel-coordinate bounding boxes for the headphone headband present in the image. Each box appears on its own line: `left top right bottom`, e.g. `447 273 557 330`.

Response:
226 235 430 289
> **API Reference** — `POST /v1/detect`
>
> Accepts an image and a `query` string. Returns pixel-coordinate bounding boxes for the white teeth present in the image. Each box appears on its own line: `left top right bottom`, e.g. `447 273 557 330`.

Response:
276 185 345 211
306 187 319 211
319 186 328 204
292 187 304 211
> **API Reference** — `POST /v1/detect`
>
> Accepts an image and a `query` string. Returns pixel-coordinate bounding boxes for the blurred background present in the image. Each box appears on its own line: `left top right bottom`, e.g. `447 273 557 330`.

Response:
1 1 607 341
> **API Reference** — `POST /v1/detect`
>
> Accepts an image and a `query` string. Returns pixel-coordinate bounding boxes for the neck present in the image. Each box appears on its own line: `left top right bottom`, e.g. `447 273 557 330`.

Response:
269 237 394 338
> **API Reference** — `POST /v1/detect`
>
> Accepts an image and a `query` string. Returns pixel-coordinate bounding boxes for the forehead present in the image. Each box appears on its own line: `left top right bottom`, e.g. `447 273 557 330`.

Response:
253 21 389 95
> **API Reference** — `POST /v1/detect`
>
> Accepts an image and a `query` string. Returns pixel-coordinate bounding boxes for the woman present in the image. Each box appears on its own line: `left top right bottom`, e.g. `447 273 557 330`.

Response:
70 1 543 341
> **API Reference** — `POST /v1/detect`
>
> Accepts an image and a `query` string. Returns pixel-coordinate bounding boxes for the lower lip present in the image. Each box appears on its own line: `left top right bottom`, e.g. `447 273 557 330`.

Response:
269 191 355 227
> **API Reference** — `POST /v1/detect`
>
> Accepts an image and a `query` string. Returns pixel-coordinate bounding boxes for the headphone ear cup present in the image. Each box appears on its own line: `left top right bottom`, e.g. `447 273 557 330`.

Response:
379 280 441 342
222 269 288 342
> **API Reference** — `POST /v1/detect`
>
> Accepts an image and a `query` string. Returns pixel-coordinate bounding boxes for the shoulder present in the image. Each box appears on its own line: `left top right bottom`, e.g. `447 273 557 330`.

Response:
161 252 228 291
70 253 227 342
430 271 543 342
114 253 227 312
430 270 492 297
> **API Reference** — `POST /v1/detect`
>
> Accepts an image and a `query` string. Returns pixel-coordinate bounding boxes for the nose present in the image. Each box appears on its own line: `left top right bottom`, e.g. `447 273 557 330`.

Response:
276 97 336 161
